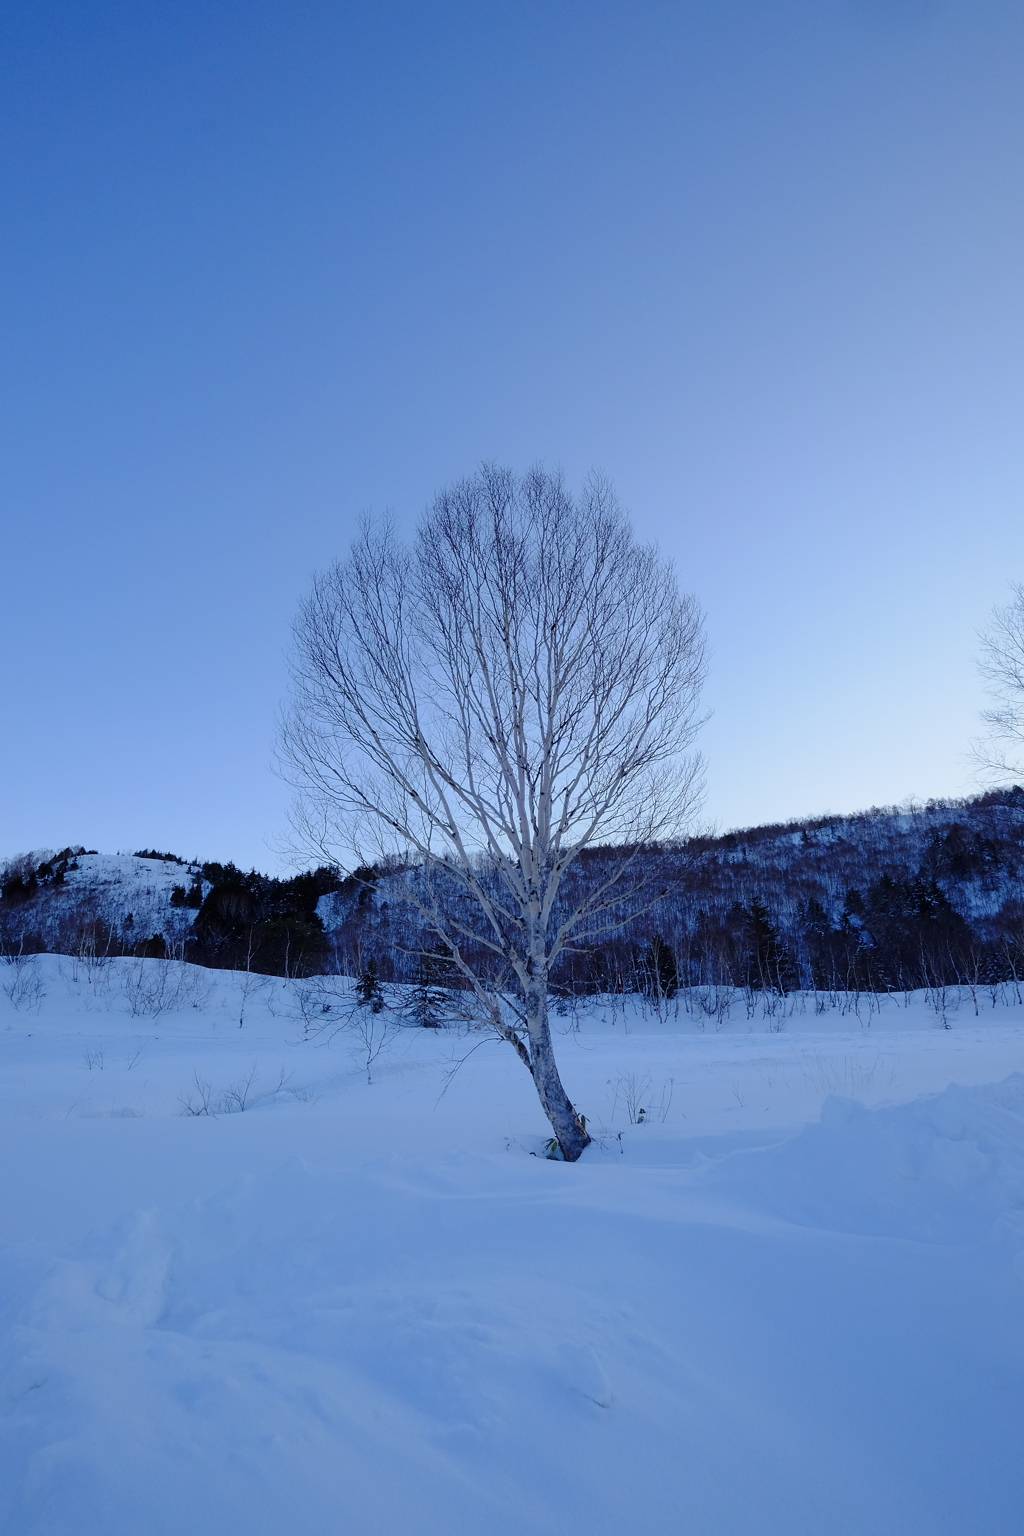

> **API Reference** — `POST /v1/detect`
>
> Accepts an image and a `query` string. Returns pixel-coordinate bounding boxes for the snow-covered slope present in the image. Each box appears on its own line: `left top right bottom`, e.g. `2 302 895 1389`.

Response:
61 852 197 939
0 851 199 954
1 961 1023 1534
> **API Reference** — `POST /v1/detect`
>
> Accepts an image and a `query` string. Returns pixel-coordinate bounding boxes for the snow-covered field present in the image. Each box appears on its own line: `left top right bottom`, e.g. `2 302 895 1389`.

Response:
2 957 1023 1534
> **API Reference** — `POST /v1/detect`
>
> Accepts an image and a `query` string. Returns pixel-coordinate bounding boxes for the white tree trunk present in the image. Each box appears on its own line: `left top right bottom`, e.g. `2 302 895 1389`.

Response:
524 925 589 1160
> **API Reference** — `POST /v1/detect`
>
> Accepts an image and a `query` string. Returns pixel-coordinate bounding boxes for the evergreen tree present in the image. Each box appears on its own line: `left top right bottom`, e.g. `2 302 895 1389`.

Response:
742 900 798 994
800 897 831 942
355 958 386 1013
406 943 452 1027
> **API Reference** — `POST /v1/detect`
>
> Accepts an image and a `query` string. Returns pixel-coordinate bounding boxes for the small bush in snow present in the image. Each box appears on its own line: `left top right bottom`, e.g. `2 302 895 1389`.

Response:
2 954 46 1013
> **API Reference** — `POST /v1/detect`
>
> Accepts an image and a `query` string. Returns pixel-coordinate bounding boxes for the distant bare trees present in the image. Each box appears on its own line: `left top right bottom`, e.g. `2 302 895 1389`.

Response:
282 464 707 1159
977 582 1024 781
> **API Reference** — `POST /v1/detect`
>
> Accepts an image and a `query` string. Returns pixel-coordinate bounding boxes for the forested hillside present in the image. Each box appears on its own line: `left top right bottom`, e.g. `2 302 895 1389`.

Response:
4 786 1024 995
0 849 338 978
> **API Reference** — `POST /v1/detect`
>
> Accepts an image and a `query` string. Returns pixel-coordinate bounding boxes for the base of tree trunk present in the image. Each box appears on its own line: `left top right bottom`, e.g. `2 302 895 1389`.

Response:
556 1123 591 1162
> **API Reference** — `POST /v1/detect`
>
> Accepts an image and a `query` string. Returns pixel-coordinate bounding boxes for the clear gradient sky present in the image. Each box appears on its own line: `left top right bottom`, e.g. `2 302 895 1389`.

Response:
2 0 1023 870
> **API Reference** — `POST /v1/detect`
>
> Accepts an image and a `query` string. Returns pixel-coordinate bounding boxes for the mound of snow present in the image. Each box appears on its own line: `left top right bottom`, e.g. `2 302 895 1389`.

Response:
710 1074 1024 1248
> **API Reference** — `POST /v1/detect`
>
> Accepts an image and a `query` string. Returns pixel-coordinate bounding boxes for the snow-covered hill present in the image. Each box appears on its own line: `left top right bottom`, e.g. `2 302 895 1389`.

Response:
1 960 1023 1533
59 851 198 943
0 849 200 955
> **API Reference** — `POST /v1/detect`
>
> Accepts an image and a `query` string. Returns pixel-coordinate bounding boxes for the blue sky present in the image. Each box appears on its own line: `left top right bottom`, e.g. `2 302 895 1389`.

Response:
2 0 1023 869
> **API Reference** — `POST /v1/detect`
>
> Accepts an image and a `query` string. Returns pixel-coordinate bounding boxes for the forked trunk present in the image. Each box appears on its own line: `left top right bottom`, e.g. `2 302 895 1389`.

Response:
525 972 590 1162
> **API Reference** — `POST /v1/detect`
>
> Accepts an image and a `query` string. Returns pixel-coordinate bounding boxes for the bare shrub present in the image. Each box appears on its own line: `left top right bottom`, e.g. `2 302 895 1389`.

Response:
684 983 735 1031
609 1072 675 1126
347 999 405 1084
178 964 211 1011
179 1070 215 1115
121 957 181 1018
799 1050 897 1097
2 954 46 1013
179 1061 307 1116
290 972 352 1037
235 965 269 1029
219 1060 259 1112
58 929 116 1004
294 970 408 1083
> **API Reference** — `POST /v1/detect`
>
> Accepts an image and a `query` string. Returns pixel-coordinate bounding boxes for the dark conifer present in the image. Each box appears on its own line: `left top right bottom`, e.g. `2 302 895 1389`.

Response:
742 900 798 994
407 944 451 1026
355 958 386 1013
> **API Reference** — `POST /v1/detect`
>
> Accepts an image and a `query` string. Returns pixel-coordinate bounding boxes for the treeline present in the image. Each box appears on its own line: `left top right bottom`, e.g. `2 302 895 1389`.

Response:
3 787 1024 993
177 861 339 973
318 789 1024 998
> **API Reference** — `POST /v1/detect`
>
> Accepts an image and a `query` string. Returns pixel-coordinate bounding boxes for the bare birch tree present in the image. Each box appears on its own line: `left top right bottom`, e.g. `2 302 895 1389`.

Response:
976 582 1024 781
281 465 706 1160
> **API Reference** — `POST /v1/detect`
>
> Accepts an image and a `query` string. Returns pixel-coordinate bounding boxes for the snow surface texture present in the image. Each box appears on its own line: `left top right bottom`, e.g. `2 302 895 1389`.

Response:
2 958 1023 1534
